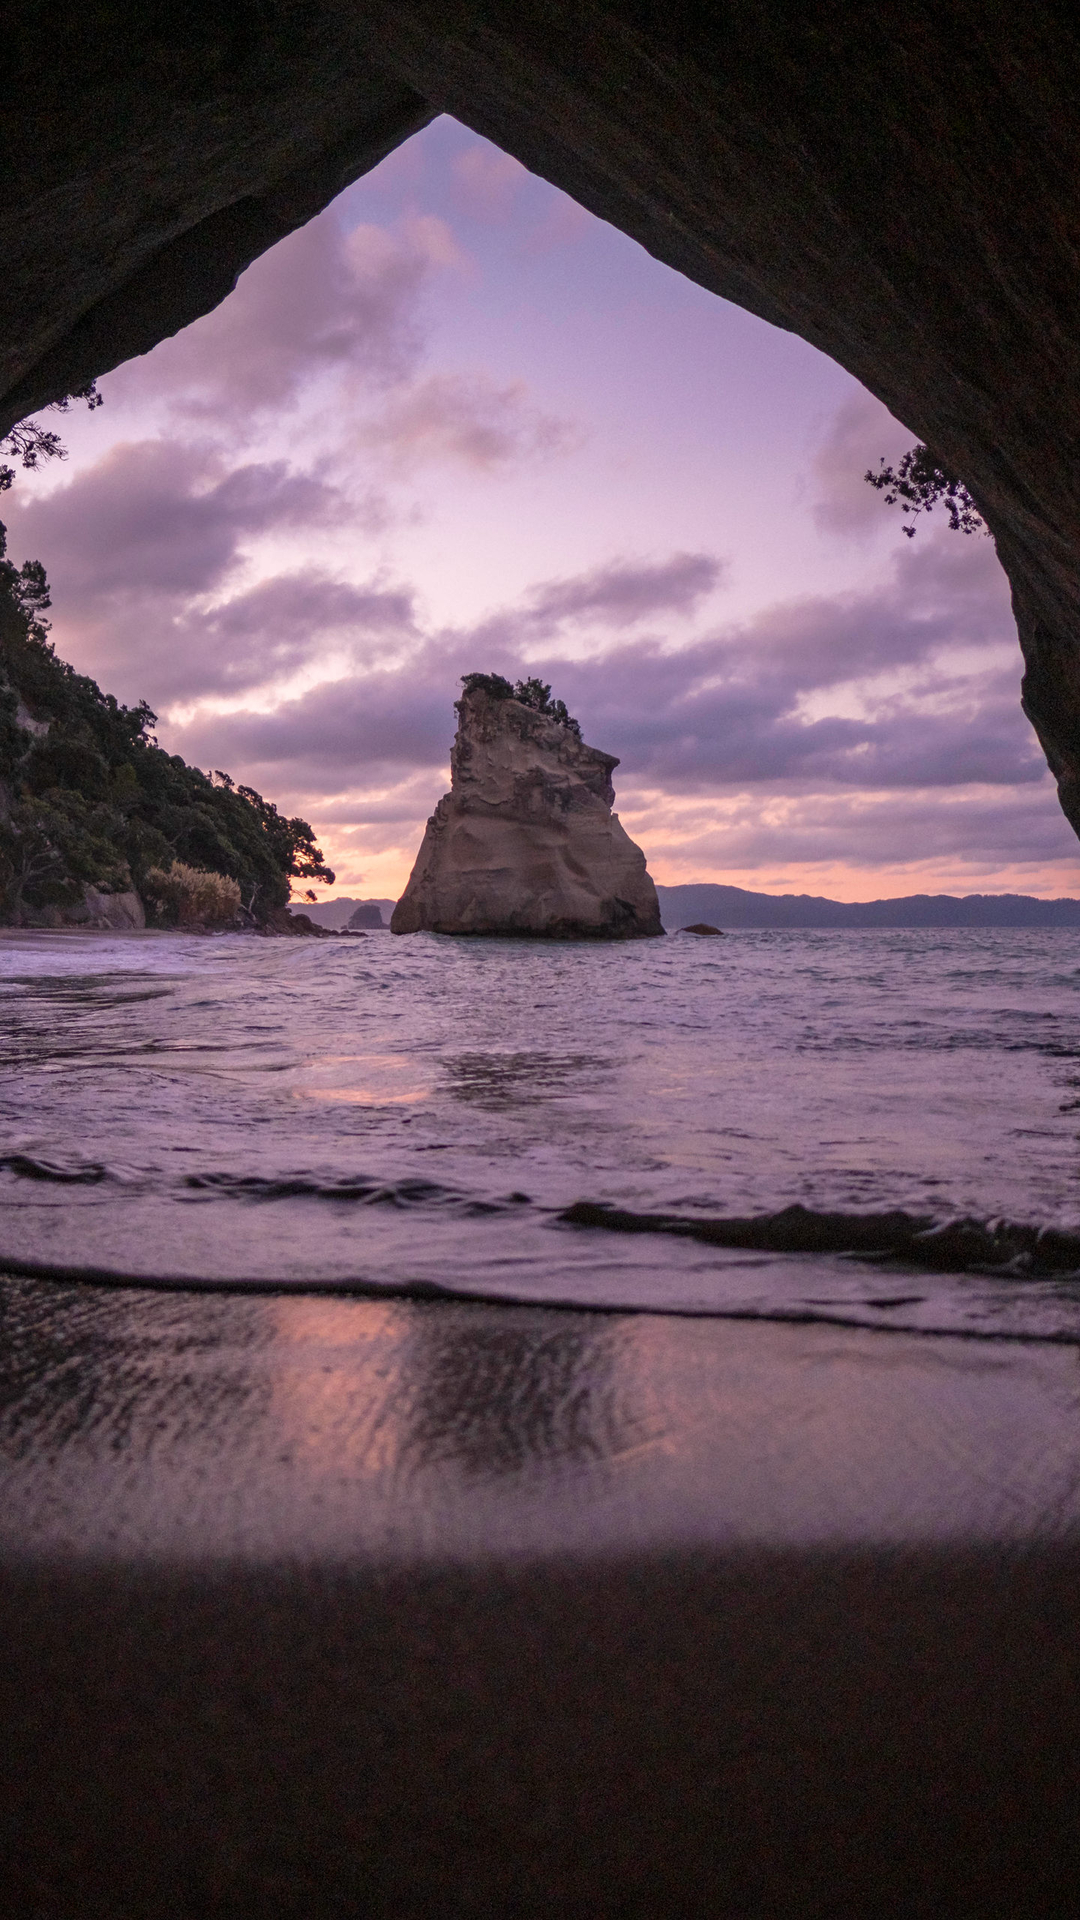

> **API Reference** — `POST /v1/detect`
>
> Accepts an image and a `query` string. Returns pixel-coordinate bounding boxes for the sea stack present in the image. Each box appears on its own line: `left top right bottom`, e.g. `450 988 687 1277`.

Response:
391 675 663 938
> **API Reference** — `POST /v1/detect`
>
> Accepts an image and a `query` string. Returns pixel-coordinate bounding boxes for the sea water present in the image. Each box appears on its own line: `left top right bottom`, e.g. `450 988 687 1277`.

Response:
3 924 1080 1339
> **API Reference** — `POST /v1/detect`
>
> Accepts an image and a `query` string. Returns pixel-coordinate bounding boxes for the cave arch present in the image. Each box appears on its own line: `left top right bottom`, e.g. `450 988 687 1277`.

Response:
4 4 1080 839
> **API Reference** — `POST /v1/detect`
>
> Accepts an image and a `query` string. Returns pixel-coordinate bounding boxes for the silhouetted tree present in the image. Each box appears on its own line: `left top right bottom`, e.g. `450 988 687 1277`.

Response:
1 384 103 492
865 445 987 538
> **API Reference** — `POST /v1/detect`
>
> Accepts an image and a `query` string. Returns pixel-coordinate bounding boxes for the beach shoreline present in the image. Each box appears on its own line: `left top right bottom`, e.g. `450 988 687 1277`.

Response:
3 1278 1079 1914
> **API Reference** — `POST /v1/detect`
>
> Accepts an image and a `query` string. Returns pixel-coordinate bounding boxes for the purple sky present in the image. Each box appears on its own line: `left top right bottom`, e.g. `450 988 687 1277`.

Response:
5 116 1077 902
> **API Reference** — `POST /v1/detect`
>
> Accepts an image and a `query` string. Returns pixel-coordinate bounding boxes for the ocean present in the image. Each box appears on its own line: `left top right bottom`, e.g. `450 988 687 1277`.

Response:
3 924 1080 1340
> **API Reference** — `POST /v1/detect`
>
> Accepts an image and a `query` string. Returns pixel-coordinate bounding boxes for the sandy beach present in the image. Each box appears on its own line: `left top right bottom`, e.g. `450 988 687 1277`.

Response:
2 1275 1079 1915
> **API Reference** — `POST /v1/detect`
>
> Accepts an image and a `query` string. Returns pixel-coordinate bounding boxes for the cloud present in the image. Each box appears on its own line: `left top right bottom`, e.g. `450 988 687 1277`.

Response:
451 145 527 219
528 553 724 628
2 438 408 706
104 214 446 424
96 198 574 488
90 196 575 489
310 775 448 827
9 438 1029 813
69 566 418 712
627 783 1077 876
741 531 1007 690
166 548 729 786
7 439 350 599
173 667 455 792
538 537 1029 794
463 551 727 656
361 373 579 471
164 529 1035 819
548 657 1033 794
811 390 919 538
161 572 418 705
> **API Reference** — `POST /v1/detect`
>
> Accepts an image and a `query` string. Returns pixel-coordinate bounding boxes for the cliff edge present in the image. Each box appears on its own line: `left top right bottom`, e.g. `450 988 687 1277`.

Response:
391 680 662 939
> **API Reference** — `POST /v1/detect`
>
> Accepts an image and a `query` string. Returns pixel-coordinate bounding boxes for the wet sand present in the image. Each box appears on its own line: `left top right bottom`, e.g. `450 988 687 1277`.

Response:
2 1276 1079 1915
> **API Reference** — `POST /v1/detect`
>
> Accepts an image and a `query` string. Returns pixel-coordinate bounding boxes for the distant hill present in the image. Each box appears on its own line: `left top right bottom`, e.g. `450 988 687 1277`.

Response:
300 886 1080 933
655 884 1080 930
300 897 395 930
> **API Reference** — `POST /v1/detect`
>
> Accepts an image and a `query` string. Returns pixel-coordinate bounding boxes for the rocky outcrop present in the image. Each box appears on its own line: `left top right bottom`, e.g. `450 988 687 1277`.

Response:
81 886 145 931
392 686 662 939
347 902 386 929
24 886 146 932
258 906 334 937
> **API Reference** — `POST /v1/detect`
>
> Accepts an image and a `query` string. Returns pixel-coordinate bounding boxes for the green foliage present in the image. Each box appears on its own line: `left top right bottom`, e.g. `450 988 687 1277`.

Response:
0 520 334 923
2 788 130 918
459 671 580 733
865 445 987 538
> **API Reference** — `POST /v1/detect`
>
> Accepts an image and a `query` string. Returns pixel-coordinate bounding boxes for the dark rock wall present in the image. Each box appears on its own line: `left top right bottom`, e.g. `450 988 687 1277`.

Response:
5 4 1080 836
0 5 433 423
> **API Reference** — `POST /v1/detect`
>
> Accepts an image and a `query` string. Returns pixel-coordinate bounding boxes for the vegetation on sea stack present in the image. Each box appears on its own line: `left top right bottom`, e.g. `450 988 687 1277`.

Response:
459 672 580 733
0 523 333 924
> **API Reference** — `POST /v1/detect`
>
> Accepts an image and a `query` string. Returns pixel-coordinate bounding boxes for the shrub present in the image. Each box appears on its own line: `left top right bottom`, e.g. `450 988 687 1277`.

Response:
143 862 242 928
459 671 580 733
459 672 515 702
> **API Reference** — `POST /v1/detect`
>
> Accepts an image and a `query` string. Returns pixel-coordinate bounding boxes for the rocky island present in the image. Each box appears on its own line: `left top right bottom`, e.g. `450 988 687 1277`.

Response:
392 675 663 939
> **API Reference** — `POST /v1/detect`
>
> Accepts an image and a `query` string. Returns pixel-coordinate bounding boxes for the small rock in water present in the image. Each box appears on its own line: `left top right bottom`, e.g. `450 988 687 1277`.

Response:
678 923 725 937
258 907 335 938
346 902 385 929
